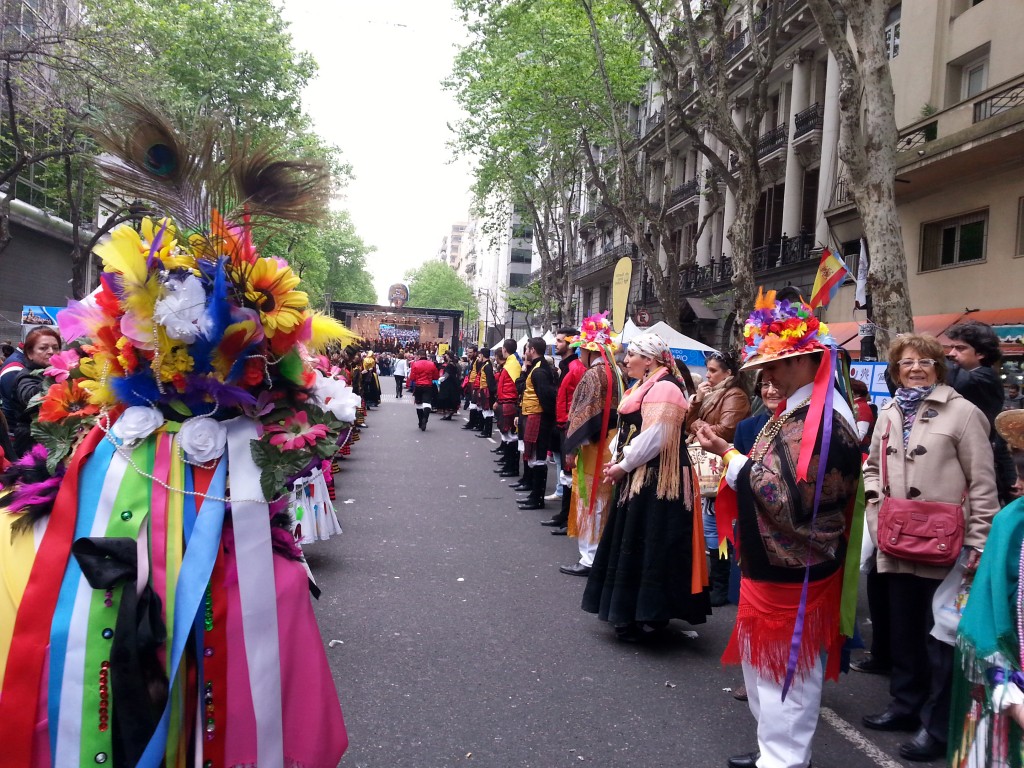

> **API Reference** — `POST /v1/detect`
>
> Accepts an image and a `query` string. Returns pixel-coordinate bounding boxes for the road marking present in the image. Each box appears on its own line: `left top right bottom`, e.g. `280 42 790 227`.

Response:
819 707 904 768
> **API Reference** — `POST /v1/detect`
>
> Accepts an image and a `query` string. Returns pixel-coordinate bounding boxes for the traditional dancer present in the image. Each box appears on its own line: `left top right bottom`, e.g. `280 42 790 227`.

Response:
409 349 440 431
493 340 523 478
475 348 497 438
696 290 862 768
462 346 481 431
558 314 622 575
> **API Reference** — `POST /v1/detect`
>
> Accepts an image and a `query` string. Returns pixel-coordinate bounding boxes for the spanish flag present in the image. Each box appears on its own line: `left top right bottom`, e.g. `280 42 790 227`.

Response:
809 247 852 309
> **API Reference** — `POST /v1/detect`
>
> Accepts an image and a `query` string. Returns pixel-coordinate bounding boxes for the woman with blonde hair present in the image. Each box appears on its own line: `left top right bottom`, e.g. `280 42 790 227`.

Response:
581 332 711 642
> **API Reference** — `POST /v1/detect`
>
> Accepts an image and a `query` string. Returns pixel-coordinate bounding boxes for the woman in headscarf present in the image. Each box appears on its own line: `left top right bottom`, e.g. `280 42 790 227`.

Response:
685 350 751 607
581 332 711 642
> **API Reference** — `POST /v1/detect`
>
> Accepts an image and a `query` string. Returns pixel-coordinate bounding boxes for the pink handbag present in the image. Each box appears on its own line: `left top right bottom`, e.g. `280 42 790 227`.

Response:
876 431 965 567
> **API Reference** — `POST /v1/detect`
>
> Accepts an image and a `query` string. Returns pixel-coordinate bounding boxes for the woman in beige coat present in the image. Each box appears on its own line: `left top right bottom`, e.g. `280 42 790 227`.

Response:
861 334 999 763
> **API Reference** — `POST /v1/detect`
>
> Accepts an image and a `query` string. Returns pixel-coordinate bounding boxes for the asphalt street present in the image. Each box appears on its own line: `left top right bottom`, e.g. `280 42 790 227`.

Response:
308 393 923 768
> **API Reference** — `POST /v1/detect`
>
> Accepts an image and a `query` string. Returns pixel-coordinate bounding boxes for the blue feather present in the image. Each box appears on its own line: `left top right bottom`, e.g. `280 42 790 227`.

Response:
189 258 231 374
111 369 162 407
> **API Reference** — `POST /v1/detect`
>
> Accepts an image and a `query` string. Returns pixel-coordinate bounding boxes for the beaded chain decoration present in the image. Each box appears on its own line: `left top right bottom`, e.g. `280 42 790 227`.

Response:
749 396 812 466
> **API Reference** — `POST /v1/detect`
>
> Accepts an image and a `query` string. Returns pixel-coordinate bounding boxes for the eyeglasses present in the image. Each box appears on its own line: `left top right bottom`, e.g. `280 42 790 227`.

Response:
897 358 936 370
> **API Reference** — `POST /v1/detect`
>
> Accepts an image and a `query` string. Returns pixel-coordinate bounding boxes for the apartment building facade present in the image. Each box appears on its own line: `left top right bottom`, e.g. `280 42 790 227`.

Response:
566 0 1024 376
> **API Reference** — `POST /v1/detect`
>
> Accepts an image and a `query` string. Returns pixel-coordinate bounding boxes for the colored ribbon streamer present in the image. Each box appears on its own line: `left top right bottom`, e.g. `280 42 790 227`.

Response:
0 426 105 767
782 346 837 701
136 452 227 768
226 416 285 768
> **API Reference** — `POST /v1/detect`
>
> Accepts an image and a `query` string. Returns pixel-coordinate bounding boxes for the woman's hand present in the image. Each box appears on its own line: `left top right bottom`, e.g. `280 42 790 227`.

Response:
695 424 730 456
963 547 982 575
601 461 625 485
694 381 712 403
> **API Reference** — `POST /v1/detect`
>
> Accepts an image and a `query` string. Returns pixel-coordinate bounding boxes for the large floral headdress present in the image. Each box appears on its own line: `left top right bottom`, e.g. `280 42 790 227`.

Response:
570 311 618 353
741 288 835 370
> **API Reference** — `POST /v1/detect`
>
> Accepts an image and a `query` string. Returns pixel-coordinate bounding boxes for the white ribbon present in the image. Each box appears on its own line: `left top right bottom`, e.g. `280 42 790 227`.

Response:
226 417 284 768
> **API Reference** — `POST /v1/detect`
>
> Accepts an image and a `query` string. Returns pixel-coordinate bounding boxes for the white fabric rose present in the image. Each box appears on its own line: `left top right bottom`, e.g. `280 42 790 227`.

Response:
112 406 165 444
178 417 227 464
154 274 209 343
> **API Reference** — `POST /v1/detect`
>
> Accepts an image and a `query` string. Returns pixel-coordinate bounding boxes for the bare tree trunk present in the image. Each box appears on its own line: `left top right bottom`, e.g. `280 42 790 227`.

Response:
804 0 912 346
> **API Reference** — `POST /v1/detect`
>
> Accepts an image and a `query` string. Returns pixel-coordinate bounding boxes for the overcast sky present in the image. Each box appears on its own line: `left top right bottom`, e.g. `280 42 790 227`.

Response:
281 0 474 303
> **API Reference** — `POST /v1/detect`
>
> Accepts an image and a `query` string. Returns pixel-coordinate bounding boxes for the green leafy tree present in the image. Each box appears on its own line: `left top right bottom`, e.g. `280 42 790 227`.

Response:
405 261 477 325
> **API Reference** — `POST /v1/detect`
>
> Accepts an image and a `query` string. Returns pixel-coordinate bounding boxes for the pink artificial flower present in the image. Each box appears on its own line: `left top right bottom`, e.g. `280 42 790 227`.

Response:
265 410 328 452
44 349 81 383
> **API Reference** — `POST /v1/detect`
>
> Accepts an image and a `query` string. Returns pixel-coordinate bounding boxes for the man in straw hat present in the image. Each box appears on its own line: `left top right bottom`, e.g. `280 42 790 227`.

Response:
558 313 622 575
696 289 862 768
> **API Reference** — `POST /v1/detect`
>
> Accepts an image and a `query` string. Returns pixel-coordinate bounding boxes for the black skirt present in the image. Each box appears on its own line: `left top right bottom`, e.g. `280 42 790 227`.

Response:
582 463 711 626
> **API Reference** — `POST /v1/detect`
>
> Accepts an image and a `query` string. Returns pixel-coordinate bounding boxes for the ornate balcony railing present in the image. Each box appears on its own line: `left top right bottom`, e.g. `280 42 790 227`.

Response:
676 234 816 293
831 175 852 207
974 81 1024 122
669 177 699 206
571 242 632 281
724 31 749 60
898 121 937 150
757 123 788 157
644 107 664 136
794 103 824 138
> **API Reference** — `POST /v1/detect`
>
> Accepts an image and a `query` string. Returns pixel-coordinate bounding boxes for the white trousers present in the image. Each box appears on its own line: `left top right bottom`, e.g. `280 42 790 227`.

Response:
578 523 600 567
740 657 824 768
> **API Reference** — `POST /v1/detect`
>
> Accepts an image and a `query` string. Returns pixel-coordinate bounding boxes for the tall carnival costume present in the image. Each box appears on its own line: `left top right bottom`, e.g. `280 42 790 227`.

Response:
563 313 622 569
714 290 862 768
951 409 1024 767
0 102 354 768
581 332 711 640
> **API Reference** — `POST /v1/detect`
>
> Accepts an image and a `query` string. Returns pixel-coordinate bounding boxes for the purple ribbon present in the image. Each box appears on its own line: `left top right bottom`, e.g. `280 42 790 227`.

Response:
781 346 837 700
987 667 1024 690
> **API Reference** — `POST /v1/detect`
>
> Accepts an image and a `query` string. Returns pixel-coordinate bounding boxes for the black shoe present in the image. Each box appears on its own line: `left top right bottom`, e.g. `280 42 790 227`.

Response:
863 710 919 732
726 752 759 768
497 468 519 478
899 728 946 762
850 656 891 675
551 527 568 535
476 432 491 438
492 444 506 453
509 482 529 491
559 563 591 576
540 519 563 526
517 499 544 510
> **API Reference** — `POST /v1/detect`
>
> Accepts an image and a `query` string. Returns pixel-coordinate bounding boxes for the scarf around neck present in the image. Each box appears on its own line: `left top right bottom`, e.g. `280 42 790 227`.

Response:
894 384 936 446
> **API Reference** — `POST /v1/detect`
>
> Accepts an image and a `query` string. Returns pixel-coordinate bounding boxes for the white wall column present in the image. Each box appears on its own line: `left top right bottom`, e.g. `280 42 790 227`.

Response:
781 50 813 243
696 130 717 267
815 51 842 248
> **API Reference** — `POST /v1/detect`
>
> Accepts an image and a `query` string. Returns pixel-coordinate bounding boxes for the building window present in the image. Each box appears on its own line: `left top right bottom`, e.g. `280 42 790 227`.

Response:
512 223 533 240
885 4 901 60
920 210 988 272
510 247 532 264
582 290 593 315
599 285 610 312
1017 198 1024 257
508 272 530 288
962 58 988 99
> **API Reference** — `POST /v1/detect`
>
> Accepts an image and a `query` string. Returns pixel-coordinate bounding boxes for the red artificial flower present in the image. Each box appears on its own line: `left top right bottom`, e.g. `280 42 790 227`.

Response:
38 380 100 423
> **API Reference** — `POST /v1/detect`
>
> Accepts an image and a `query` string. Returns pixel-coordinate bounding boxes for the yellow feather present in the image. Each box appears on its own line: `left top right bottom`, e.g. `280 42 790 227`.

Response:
308 313 360 351
96 226 149 285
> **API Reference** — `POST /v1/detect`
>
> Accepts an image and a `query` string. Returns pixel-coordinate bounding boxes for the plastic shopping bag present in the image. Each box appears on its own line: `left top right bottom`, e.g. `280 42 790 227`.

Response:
930 548 973 646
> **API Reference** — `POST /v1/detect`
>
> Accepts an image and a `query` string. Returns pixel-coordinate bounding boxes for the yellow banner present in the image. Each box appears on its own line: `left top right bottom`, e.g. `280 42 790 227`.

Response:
611 256 633 333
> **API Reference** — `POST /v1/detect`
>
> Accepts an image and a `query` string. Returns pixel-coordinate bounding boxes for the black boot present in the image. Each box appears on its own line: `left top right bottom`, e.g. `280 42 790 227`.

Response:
463 410 479 430
477 416 493 438
416 409 425 431
493 442 512 471
422 408 431 431
709 551 730 607
543 484 572 526
497 446 520 477
517 466 548 510
509 461 531 491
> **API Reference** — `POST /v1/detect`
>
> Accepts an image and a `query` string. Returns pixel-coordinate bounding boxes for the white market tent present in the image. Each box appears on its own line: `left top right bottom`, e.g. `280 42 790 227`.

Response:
614 318 643 344
645 321 718 353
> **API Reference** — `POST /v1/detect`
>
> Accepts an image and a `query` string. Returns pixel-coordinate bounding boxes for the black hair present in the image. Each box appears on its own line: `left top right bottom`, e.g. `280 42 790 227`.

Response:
528 337 546 356
503 338 518 354
704 350 740 377
674 358 696 395
557 327 579 338
946 320 1002 366
479 347 490 357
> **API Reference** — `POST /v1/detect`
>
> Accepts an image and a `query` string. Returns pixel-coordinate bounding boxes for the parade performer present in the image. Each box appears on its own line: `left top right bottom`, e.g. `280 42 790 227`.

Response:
517 339 557 510
558 313 622 576
359 354 382 409
582 332 710 639
409 349 439 432
475 348 497 439
542 328 584 533
696 290 862 768
0 101 352 768
493 340 523 478
463 347 482 431
950 409 1024 768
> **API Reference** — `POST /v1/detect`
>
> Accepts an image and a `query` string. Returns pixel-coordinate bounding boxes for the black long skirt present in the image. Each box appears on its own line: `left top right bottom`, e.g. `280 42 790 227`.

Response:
582 465 711 626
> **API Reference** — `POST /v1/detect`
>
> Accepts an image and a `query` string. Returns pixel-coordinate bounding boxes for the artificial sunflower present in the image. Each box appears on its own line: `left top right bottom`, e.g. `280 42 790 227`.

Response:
236 257 308 337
